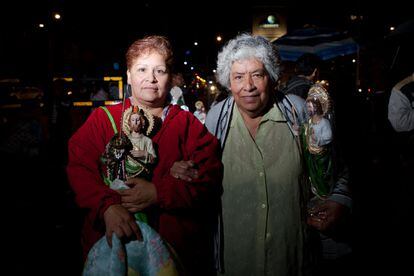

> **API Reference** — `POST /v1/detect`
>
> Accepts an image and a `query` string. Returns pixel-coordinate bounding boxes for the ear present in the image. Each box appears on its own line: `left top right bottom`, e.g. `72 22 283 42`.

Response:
127 70 131 84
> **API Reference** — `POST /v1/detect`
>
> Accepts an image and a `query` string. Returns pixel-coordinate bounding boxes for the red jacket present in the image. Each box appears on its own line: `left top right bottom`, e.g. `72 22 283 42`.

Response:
67 99 223 274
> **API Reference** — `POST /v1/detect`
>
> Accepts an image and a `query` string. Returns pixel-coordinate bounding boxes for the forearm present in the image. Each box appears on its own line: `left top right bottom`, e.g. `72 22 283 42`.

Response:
67 130 121 222
328 167 352 209
155 158 222 210
67 162 121 212
153 111 223 211
157 137 222 210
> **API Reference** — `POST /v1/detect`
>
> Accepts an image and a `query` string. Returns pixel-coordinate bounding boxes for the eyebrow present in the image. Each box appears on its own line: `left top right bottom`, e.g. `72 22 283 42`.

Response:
251 69 265 73
136 64 166 67
233 69 265 75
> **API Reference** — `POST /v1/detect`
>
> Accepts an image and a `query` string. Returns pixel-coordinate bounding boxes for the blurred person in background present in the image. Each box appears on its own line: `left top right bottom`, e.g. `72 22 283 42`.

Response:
193 100 206 124
281 53 321 100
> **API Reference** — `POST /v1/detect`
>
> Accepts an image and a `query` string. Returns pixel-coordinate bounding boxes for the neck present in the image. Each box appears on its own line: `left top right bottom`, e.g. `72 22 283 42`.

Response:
131 131 143 138
130 97 165 118
237 98 273 139
240 112 262 139
145 106 164 118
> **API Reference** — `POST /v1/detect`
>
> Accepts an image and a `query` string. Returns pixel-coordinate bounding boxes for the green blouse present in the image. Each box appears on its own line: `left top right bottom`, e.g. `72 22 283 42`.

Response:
221 104 311 276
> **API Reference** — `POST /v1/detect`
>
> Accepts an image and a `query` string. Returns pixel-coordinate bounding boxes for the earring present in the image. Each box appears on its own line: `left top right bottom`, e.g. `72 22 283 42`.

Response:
127 84 132 97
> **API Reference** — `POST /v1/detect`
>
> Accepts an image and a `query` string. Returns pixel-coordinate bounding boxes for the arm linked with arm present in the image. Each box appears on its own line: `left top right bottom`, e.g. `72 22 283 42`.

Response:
156 115 223 211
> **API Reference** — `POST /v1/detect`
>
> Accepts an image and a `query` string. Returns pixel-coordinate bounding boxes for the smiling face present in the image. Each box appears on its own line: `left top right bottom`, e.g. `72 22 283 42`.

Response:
127 51 171 108
230 58 271 118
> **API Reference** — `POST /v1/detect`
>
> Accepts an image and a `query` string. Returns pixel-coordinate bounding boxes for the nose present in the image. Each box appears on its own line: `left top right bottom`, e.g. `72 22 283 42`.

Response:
146 69 157 83
242 74 256 91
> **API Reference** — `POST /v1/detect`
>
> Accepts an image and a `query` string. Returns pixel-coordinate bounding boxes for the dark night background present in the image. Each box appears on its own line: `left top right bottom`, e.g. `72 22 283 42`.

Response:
1 1 411 79
1 0 413 275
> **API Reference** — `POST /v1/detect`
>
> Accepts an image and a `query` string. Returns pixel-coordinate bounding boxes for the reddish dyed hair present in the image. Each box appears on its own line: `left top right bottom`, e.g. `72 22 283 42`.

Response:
125 35 174 70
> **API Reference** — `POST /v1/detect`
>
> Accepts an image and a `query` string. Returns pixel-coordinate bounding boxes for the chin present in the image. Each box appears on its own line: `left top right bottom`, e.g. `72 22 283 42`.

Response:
137 94 157 102
243 102 261 110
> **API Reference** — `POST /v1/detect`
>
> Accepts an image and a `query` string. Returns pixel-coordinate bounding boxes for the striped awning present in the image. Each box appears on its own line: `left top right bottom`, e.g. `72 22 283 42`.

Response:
273 27 359 61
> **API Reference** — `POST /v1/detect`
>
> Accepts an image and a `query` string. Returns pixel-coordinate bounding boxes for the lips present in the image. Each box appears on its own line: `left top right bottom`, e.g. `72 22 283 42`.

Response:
241 95 259 103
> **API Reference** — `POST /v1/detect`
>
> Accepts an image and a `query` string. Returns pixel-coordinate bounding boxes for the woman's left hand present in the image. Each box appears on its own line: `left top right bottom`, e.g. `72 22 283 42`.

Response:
307 199 348 232
119 178 157 213
170 160 199 181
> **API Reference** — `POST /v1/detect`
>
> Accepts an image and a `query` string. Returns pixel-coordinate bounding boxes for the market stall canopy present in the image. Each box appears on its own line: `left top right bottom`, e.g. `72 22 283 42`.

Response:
386 19 414 41
273 27 359 61
385 19 414 71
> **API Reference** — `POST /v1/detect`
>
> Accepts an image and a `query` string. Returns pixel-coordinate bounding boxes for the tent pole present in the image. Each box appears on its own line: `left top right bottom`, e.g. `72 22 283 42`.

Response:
356 45 361 89
390 45 401 71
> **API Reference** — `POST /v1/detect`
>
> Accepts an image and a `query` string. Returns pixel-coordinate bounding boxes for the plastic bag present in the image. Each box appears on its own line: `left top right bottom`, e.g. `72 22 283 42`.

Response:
83 220 179 276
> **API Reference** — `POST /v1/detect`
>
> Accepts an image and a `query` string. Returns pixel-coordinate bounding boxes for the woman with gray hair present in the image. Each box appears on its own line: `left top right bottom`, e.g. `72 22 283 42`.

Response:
216 33 280 88
172 32 352 276
206 33 316 275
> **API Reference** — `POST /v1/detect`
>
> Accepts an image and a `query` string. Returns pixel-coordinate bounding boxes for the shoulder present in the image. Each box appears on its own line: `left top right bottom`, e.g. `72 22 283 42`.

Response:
284 76 311 91
165 105 217 144
205 96 234 133
83 106 108 125
143 135 153 143
92 104 123 124
165 104 199 127
168 104 191 118
285 93 306 108
275 93 294 115
394 74 414 91
206 96 234 119
102 102 123 114
69 106 115 146
390 86 411 105
400 78 414 101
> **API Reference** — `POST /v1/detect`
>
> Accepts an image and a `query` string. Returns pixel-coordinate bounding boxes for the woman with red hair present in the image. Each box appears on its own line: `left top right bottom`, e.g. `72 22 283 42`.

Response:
67 35 222 275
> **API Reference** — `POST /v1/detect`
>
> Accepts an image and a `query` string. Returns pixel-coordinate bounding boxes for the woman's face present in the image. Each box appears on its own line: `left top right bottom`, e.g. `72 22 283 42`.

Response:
230 58 271 118
127 52 171 108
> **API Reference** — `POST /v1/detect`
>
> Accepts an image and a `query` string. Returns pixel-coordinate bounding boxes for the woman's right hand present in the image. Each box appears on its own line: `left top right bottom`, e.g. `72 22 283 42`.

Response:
170 160 199 181
103 204 142 247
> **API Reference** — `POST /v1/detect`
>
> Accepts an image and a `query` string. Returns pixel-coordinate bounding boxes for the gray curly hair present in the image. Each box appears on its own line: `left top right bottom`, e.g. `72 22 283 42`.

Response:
216 33 280 89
